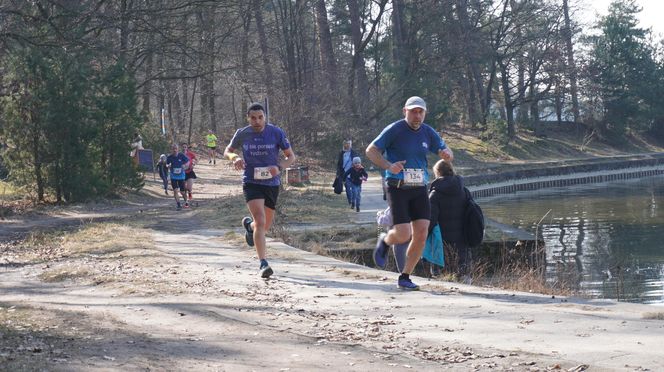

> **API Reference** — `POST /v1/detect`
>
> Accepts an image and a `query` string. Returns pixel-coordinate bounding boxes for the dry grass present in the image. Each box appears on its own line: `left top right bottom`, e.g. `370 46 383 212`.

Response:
642 312 664 320
39 267 93 282
23 223 162 284
277 183 350 225
60 223 154 256
195 192 251 229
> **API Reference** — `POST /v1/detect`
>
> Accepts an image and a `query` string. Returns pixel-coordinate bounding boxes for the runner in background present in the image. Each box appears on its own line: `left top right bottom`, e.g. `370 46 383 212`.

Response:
166 143 190 210
223 102 296 279
182 143 197 203
206 130 218 165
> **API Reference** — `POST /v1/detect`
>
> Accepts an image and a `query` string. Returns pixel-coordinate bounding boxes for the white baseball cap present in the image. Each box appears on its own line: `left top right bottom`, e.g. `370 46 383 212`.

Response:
404 96 427 111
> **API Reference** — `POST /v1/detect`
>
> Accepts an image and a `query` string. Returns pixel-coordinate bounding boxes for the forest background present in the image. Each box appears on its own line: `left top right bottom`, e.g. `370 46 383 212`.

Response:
1 0 663 203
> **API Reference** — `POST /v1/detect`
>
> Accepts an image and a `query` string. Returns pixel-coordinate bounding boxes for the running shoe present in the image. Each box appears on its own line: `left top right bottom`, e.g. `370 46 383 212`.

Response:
260 264 273 279
176 203 182 210
397 277 420 291
242 216 254 247
209 159 212 164
164 189 168 195
183 202 190 208
373 234 389 269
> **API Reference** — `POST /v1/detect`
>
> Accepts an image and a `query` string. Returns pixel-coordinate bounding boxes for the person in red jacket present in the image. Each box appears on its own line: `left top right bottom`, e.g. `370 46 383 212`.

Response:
182 143 198 204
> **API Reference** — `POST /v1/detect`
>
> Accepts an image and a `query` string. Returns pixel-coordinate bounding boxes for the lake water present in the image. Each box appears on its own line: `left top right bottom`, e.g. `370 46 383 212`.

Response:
480 175 664 305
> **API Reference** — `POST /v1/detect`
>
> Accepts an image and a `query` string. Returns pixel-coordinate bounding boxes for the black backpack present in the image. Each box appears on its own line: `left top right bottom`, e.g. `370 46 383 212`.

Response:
463 187 485 247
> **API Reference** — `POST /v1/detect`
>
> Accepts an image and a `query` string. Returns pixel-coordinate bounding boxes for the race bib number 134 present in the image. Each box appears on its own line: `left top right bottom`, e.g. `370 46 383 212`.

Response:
403 168 424 185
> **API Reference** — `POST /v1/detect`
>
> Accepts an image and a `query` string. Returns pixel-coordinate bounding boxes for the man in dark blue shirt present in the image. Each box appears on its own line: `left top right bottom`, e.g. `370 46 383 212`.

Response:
166 143 190 210
224 103 296 279
366 96 454 290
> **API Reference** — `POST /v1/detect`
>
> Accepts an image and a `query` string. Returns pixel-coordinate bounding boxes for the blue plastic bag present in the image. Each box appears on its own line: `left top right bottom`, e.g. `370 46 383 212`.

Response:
422 225 444 267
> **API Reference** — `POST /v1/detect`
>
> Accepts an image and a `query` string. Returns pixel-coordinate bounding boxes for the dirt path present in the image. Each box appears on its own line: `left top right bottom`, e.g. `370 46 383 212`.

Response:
2 161 663 371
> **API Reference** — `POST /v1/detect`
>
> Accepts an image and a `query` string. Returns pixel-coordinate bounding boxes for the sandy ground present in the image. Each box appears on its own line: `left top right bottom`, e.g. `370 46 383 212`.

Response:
1 161 663 371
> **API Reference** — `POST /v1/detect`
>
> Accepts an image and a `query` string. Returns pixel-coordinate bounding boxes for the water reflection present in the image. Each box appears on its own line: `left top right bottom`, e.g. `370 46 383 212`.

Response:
481 176 664 304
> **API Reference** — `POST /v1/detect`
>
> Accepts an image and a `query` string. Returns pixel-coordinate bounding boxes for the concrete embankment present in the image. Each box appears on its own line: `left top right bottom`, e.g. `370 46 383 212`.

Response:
463 153 664 198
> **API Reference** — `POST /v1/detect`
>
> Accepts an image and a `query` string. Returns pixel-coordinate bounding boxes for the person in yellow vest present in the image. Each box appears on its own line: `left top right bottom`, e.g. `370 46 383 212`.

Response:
206 129 218 164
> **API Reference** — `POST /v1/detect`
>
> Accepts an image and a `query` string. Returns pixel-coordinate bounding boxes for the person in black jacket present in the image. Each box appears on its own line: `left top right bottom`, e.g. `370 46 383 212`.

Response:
428 159 471 281
336 139 359 206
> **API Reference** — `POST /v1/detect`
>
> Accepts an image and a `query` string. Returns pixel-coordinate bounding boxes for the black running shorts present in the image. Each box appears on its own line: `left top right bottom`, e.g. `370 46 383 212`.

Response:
243 183 280 210
386 185 430 225
185 170 197 180
171 179 186 191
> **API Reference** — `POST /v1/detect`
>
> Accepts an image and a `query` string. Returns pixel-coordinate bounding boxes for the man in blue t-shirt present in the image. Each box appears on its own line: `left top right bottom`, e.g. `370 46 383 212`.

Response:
366 96 454 291
166 143 190 210
223 102 296 279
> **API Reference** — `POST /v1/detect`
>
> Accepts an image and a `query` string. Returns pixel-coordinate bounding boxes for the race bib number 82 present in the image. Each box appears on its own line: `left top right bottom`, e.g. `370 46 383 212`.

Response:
254 167 272 180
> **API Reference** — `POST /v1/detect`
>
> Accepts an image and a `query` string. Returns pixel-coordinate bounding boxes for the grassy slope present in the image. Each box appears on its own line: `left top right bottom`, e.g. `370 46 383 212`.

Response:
438 127 664 176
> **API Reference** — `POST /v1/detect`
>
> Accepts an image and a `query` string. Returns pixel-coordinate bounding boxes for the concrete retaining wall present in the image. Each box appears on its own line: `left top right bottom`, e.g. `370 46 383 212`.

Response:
464 154 664 198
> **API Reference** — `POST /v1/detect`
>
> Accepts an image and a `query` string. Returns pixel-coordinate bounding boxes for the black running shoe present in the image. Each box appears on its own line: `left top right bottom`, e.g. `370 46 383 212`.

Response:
260 264 273 278
397 277 420 291
242 216 254 247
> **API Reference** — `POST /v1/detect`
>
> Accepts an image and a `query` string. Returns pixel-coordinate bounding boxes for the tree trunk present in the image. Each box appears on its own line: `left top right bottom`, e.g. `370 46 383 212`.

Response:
167 93 177 143
172 88 183 133
314 0 337 91
347 0 371 113
29 111 44 201
254 0 273 99
119 0 130 60
500 61 515 139
555 81 563 124
529 66 541 136
181 60 190 133
562 0 580 124
141 36 153 115
188 79 198 145
455 0 484 125
391 0 406 78
207 37 216 133
199 78 209 134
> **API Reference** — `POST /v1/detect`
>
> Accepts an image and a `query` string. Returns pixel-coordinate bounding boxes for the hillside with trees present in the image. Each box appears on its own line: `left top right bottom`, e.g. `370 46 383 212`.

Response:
1 0 663 202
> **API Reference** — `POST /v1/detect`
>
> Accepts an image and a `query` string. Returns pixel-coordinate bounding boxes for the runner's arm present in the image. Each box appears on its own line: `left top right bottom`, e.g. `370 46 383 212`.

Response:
273 147 296 175
224 145 244 170
438 148 454 162
223 145 238 160
366 144 405 174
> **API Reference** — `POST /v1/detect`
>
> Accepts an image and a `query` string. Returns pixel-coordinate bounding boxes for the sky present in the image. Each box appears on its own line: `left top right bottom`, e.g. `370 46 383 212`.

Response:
582 0 664 37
